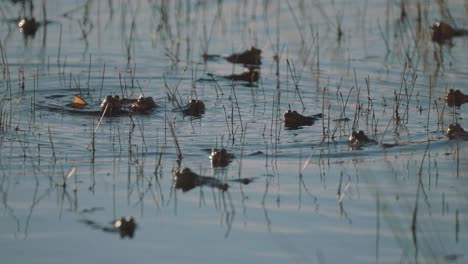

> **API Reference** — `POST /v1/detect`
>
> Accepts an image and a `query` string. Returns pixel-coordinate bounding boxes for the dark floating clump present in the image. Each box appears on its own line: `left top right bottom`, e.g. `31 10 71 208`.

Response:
210 148 235 168
447 123 468 140
283 110 322 129
445 89 468 107
173 168 228 192
348 130 377 149
431 21 468 46
225 46 262 65
224 68 259 83
181 99 205 117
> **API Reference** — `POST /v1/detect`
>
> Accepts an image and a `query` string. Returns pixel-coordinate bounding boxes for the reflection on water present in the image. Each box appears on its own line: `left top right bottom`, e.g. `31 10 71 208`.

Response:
0 0 468 264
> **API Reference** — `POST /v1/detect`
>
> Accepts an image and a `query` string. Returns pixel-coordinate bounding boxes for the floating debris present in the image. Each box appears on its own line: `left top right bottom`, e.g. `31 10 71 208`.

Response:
445 89 468 107
225 46 262 65
181 99 205 117
223 68 259 83
431 21 468 46
173 168 228 192
67 94 88 109
210 148 235 168
283 110 322 129
447 123 468 140
348 130 377 149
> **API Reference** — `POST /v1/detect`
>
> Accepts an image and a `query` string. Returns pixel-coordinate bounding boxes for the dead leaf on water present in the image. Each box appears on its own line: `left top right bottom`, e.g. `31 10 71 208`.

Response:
70 94 87 108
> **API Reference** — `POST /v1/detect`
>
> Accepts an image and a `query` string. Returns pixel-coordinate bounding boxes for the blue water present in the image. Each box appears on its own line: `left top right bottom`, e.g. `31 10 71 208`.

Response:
1 1 467 263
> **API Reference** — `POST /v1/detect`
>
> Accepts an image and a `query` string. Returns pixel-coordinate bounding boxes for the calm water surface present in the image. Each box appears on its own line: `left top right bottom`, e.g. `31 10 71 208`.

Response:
1 1 467 263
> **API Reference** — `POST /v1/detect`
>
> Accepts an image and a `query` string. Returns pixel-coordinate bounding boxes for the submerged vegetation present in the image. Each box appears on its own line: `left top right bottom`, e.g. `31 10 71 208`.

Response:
0 0 467 263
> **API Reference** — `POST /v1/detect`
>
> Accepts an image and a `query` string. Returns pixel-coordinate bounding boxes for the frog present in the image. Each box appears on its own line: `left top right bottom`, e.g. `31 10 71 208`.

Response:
18 17 39 36
113 216 137 239
100 95 127 115
173 168 228 192
445 89 468 107
348 130 377 149
283 110 322 129
99 95 157 116
131 95 157 113
447 123 468 140
209 148 235 168
79 216 137 239
224 67 259 83
431 21 468 46
181 99 205 117
225 46 262 65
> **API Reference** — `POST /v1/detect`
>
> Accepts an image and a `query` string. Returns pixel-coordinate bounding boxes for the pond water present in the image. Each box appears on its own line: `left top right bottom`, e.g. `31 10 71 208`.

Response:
1 0 467 263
